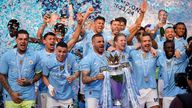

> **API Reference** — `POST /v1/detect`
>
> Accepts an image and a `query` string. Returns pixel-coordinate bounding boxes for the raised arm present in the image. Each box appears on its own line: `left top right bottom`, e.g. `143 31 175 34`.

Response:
67 13 84 51
127 25 140 45
36 14 51 42
82 7 94 25
129 0 147 34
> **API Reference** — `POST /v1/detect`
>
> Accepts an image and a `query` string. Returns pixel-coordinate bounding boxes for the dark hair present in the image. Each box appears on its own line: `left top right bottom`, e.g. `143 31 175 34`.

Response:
158 9 168 15
139 27 145 31
44 32 56 39
60 13 68 19
165 26 174 31
187 36 192 43
110 18 120 25
94 16 105 22
116 17 127 25
16 29 29 39
140 32 152 41
7 19 20 29
114 33 126 42
163 40 175 48
135 27 145 38
56 41 68 48
174 22 187 40
92 33 103 42
142 32 151 37
54 23 66 35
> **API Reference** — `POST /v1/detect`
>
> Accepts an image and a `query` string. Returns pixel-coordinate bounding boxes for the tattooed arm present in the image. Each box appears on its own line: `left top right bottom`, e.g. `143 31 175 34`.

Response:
82 71 104 84
0 73 23 103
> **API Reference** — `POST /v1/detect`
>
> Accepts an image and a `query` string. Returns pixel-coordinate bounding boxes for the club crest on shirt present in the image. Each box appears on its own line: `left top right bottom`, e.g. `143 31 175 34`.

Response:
67 64 71 69
60 65 64 71
29 60 33 65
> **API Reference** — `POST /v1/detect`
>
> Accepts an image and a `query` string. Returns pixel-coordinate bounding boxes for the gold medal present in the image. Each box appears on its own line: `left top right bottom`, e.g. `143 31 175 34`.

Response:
60 65 64 71
20 60 23 65
145 76 149 82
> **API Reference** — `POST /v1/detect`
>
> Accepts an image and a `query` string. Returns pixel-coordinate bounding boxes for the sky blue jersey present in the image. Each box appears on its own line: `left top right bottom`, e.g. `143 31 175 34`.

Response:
129 49 158 90
0 49 41 101
42 53 78 100
79 51 108 99
157 52 188 97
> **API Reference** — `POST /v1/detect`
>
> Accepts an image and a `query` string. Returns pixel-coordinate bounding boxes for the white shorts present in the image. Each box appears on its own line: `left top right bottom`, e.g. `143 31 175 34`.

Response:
163 97 174 108
158 79 164 98
46 96 73 108
37 93 47 108
85 98 99 108
138 88 159 108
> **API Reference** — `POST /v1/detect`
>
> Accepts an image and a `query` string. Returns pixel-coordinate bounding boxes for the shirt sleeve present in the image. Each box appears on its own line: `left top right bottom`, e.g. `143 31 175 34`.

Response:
0 53 9 74
70 54 79 74
42 61 50 76
35 52 42 73
79 56 90 72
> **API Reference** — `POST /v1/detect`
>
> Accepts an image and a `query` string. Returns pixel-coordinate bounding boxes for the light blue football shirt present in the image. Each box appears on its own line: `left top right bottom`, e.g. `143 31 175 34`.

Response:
157 52 188 97
0 49 41 101
42 53 78 100
79 51 108 99
129 50 158 90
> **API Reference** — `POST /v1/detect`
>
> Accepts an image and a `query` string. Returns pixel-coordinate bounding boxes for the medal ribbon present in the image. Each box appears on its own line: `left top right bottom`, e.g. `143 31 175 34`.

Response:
15 49 26 79
140 50 150 80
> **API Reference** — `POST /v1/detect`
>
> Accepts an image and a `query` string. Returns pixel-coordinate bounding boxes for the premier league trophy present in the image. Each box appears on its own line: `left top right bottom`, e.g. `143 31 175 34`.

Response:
107 53 124 106
101 52 139 108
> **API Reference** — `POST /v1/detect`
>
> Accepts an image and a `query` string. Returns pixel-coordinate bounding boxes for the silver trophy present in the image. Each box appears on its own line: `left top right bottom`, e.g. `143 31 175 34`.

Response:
106 52 126 106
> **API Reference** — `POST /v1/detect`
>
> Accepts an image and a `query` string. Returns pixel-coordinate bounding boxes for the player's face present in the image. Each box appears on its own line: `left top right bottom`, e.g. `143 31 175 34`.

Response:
94 19 105 33
141 35 152 52
111 21 121 35
44 35 56 52
56 46 68 62
175 24 186 37
119 22 126 31
158 11 168 23
164 42 175 59
92 36 104 55
164 28 175 41
16 33 29 54
115 36 126 51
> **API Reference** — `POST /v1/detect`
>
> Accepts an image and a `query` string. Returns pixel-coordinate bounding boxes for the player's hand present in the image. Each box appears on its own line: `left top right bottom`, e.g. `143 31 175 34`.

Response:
86 7 94 14
77 13 84 25
151 47 157 57
95 73 104 80
10 91 23 104
107 46 116 52
67 75 76 83
17 78 32 86
43 13 51 24
140 0 148 13
48 84 55 96
175 50 181 58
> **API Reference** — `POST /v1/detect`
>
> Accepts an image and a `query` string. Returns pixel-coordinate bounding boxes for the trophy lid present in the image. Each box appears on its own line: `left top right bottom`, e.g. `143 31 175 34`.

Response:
106 51 121 67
